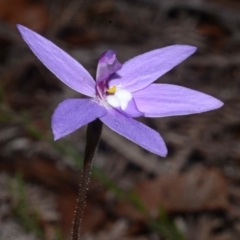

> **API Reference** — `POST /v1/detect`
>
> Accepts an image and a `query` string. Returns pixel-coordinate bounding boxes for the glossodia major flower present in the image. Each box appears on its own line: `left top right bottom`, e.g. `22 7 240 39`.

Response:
17 25 223 157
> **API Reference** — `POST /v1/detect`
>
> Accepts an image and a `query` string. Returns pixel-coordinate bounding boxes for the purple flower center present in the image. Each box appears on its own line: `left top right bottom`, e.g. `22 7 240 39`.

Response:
95 50 133 110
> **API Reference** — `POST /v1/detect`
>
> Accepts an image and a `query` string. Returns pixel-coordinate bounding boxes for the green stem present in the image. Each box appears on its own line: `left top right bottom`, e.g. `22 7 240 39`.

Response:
71 119 103 240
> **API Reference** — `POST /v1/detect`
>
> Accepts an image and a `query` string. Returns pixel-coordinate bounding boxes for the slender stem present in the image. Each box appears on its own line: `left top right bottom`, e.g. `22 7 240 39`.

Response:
71 119 103 240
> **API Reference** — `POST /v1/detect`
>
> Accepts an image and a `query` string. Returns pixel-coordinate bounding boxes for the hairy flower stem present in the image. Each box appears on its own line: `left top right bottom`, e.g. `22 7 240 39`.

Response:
71 119 103 240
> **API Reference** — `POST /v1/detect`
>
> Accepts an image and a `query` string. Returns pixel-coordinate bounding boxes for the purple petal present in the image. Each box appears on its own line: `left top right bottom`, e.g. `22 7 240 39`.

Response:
100 110 167 157
133 84 224 117
17 25 96 97
52 99 107 140
116 98 143 118
109 45 196 92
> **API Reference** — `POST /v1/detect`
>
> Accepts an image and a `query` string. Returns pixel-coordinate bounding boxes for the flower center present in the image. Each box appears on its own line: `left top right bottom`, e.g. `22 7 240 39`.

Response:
106 86 132 110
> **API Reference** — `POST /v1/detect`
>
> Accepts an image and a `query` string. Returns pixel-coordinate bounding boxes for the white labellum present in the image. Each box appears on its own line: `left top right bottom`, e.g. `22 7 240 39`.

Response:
106 89 132 110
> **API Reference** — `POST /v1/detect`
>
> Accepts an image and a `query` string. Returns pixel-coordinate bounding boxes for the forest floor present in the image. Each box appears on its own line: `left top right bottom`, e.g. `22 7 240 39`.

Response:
0 0 240 239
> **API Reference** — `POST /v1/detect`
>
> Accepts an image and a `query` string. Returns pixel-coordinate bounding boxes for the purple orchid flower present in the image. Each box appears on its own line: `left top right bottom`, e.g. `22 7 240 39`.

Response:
17 25 223 157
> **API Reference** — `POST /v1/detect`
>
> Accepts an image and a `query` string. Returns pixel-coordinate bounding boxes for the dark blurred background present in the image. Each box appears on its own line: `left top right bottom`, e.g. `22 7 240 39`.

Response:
0 0 240 239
